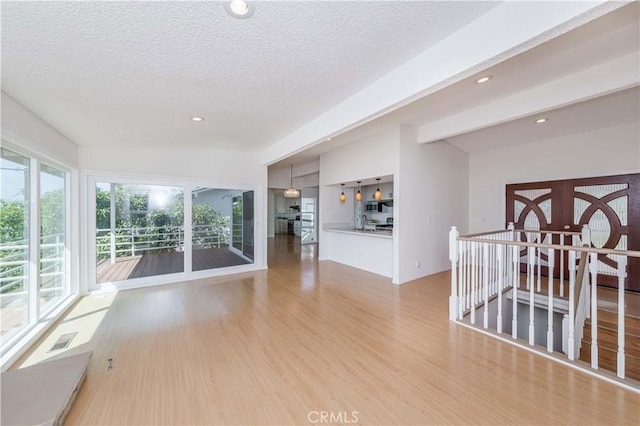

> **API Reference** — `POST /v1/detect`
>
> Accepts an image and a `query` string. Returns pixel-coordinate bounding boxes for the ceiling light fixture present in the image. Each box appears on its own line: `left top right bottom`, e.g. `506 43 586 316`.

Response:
374 178 382 201
475 75 492 84
225 0 254 19
356 181 362 202
535 118 548 124
340 184 346 204
283 165 300 199
191 116 204 122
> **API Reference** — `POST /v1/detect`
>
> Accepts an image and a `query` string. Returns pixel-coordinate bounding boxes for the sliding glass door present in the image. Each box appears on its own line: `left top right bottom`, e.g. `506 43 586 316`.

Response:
39 164 67 314
0 149 30 344
191 188 251 272
1 148 71 354
93 182 255 286
230 191 254 261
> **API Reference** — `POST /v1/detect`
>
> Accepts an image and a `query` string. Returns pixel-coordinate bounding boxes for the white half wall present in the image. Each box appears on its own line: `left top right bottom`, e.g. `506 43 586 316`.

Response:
397 126 469 284
468 122 640 232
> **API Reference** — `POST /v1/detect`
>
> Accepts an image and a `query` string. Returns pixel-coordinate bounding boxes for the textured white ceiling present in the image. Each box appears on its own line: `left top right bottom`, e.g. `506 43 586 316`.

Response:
273 2 639 166
447 87 640 154
1 1 499 150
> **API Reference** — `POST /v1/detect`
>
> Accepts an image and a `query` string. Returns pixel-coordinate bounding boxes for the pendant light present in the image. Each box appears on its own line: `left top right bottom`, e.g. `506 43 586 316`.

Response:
374 178 382 201
283 165 300 198
355 181 362 202
339 184 346 204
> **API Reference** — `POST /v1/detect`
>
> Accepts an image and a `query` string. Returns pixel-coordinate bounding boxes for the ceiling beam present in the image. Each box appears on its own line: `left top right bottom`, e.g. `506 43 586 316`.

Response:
261 0 624 165
417 52 640 144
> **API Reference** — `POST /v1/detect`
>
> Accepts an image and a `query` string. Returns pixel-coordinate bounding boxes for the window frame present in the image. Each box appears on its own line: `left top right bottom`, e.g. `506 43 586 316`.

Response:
0 142 75 360
86 175 262 292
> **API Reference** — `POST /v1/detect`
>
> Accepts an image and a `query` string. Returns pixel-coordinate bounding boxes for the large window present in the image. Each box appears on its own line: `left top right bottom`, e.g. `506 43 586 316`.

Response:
95 183 184 283
1 148 71 354
93 181 255 286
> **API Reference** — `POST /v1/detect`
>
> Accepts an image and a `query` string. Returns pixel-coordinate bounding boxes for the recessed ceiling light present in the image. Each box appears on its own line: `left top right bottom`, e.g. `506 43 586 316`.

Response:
225 0 254 19
475 75 492 84
191 116 204 122
535 118 548 124
327 138 332 141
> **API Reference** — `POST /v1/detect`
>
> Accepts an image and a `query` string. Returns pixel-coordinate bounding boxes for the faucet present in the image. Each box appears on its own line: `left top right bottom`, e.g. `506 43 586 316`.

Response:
360 214 367 230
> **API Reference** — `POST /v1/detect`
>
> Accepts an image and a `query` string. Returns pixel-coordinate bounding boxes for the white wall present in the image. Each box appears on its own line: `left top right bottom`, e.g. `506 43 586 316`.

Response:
2 92 79 168
468 123 640 232
79 145 265 185
318 126 400 273
396 126 469 284
268 159 319 189
267 188 275 237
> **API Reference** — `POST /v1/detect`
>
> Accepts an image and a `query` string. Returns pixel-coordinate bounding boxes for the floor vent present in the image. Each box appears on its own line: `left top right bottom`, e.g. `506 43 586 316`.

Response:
49 332 77 352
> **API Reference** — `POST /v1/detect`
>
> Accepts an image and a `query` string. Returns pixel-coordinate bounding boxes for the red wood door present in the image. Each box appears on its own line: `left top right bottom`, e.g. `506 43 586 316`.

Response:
506 173 639 292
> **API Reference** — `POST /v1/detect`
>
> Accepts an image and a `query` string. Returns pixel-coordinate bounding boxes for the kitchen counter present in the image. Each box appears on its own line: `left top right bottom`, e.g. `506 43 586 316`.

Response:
321 226 393 278
324 227 393 239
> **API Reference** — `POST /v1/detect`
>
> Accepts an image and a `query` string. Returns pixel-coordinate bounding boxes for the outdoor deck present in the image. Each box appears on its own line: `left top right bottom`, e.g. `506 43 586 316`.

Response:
96 248 251 283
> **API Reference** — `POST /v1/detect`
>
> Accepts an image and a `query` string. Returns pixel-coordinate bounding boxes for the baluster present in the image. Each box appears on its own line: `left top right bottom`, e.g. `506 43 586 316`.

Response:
458 238 464 320
528 247 535 345
471 242 476 325
460 241 466 318
449 227 459 321
537 243 542 293
512 245 519 339
497 244 504 334
466 240 471 310
489 244 497 295
547 248 555 352
568 250 577 360
590 252 598 369
483 243 489 329
617 257 627 379
560 234 565 297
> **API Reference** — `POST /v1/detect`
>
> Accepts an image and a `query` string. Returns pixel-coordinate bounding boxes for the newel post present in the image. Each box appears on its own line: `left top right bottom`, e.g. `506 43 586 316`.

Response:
449 226 459 321
581 224 591 247
507 222 515 241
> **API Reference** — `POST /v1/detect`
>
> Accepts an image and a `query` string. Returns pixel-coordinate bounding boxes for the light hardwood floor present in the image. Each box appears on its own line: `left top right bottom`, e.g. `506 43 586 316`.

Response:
15 236 640 425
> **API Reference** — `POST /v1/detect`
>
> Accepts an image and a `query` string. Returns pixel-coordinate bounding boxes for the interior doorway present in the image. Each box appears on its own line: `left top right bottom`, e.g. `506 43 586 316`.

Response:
506 173 639 291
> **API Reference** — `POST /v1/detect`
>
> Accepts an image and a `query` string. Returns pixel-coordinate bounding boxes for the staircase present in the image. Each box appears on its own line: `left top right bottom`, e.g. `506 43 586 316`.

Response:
580 289 640 381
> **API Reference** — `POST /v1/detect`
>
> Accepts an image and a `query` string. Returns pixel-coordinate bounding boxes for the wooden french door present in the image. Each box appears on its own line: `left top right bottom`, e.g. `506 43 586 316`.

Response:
506 174 639 292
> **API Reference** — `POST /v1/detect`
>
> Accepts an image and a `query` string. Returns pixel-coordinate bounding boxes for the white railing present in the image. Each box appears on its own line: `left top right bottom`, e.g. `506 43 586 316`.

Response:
96 224 230 261
449 224 638 381
0 234 65 305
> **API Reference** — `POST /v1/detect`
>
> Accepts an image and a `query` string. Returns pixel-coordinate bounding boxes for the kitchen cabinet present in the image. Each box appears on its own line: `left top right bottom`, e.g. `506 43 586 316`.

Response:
381 182 393 200
362 182 393 201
